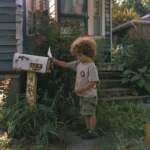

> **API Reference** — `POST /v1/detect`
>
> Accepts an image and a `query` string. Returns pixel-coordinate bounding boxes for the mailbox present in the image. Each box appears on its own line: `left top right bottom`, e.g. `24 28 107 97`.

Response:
12 52 53 105
12 53 51 73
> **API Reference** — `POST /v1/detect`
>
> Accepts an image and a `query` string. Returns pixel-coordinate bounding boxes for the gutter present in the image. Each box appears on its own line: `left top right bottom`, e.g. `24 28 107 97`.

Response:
112 20 150 33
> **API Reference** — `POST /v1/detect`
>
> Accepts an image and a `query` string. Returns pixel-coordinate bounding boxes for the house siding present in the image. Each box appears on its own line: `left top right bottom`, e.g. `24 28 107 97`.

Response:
0 0 16 71
0 0 21 103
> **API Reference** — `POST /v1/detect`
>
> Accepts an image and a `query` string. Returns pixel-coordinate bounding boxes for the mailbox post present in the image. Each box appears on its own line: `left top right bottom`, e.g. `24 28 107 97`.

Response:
12 53 52 104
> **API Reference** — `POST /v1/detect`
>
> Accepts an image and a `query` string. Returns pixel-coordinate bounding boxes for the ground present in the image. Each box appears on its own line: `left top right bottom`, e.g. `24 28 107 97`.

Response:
0 131 104 150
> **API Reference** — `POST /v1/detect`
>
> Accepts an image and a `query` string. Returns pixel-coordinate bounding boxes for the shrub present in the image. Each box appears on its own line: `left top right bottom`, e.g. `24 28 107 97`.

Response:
30 16 84 98
122 31 150 69
121 66 150 94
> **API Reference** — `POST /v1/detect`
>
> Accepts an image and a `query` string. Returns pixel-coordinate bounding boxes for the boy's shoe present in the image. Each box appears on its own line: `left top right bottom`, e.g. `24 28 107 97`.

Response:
76 128 89 136
81 130 98 139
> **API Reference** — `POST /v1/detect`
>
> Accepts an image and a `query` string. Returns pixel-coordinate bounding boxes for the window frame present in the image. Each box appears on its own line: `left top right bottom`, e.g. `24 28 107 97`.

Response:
88 0 105 39
57 0 88 31
26 0 49 36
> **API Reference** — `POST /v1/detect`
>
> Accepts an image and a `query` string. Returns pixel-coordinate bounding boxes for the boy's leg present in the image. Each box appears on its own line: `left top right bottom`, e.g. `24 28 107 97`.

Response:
81 115 97 139
89 114 96 131
84 115 90 129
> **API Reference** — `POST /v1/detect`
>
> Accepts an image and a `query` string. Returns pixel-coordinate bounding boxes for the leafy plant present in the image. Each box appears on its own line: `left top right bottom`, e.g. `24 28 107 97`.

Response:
0 91 66 147
121 66 150 94
112 44 123 65
122 32 150 69
30 16 84 99
122 0 150 16
112 1 140 27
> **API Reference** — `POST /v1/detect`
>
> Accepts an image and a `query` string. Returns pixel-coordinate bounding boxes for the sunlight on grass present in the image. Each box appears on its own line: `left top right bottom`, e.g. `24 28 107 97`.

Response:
0 132 10 150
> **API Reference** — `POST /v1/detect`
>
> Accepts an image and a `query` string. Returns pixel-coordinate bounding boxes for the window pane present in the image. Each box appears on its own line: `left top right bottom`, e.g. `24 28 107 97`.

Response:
94 16 100 35
93 0 101 36
94 0 100 15
61 0 86 15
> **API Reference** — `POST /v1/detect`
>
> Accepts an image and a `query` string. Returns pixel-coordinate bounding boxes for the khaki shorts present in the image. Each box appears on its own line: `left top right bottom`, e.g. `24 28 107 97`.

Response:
80 96 98 116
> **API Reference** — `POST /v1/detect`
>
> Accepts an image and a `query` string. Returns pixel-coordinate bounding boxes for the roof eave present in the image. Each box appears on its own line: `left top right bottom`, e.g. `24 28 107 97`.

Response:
112 20 150 33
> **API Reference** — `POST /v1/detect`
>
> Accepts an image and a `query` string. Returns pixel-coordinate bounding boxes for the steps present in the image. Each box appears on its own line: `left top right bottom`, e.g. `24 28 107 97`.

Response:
98 71 150 102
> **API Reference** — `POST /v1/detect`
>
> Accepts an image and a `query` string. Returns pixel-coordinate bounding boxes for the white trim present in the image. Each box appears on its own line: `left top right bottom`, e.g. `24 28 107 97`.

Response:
113 20 150 32
16 0 23 53
88 0 94 35
140 14 150 19
110 0 112 62
88 0 104 37
101 0 105 37
91 36 104 39
55 0 58 21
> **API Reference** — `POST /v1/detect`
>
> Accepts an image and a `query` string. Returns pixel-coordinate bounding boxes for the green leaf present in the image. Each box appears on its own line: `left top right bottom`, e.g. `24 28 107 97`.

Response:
138 66 148 73
131 75 141 82
137 79 145 88
144 82 150 93
148 68 150 73
123 69 136 75
145 74 150 80
132 90 139 96
121 78 130 84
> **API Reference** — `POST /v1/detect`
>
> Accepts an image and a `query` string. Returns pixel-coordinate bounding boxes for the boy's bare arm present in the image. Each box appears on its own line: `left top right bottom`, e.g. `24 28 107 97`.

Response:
53 58 69 68
75 81 98 94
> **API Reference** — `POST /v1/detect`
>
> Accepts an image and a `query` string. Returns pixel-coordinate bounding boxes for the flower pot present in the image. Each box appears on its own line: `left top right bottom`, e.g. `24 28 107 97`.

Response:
75 4 83 14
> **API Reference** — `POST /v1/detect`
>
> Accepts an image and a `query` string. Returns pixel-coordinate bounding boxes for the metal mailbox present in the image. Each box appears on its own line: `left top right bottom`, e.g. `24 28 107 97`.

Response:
12 53 51 73
12 52 53 105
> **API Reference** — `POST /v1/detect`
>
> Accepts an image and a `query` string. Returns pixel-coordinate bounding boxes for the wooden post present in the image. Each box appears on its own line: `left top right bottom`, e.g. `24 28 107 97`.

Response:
26 72 37 105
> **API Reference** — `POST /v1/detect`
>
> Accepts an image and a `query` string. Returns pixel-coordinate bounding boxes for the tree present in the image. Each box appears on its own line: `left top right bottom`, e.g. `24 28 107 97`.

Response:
122 0 150 16
112 1 140 27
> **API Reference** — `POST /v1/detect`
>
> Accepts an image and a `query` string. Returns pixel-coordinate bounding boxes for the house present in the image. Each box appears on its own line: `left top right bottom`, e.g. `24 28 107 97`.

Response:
112 14 150 45
0 0 112 102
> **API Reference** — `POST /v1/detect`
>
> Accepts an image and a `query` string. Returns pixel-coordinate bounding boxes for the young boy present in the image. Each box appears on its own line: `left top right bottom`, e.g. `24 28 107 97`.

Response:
52 36 99 139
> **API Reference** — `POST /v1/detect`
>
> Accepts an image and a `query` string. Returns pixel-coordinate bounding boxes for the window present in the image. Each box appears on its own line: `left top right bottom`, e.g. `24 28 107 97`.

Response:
61 0 86 15
58 0 88 31
57 0 104 37
88 0 104 38
26 0 49 35
49 0 56 18
94 0 101 35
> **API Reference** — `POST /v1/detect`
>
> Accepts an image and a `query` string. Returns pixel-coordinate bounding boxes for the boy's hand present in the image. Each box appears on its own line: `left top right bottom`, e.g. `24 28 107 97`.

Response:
74 81 98 95
75 88 85 94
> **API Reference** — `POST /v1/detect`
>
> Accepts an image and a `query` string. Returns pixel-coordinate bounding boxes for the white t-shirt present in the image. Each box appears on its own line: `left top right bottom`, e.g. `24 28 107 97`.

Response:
68 60 99 98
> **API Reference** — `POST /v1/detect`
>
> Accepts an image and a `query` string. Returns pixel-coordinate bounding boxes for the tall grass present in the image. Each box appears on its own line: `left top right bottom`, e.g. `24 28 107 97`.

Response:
96 101 150 149
0 84 81 148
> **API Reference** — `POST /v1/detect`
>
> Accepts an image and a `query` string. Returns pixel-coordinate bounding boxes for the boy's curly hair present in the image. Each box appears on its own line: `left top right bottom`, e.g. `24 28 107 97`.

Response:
70 36 96 58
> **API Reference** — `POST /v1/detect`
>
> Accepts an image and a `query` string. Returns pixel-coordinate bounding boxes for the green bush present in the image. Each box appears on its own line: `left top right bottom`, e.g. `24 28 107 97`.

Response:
122 32 150 69
121 66 150 94
30 16 84 98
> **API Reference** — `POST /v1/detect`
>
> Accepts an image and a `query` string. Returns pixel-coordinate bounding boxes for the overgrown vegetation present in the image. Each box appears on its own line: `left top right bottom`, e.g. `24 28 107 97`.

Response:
122 0 150 16
0 15 84 148
0 86 80 148
1 96 150 149
30 16 83 98
122 32 150 69
112 0 140 27
121 66 150 95
96 100 150 150
1 9 150 150
120 32 150 95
